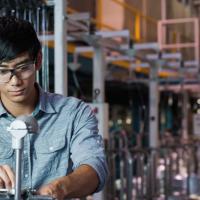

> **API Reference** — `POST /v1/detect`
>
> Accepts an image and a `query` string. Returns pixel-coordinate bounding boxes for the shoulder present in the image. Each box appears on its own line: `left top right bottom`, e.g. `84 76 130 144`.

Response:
43 91 92 114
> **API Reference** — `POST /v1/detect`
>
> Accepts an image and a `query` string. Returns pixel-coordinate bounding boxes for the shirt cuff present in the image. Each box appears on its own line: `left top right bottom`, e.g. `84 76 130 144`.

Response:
76 157 108 193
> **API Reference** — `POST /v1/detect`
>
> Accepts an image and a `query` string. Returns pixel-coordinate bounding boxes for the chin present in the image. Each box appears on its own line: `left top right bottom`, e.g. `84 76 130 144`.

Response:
9 95 28 103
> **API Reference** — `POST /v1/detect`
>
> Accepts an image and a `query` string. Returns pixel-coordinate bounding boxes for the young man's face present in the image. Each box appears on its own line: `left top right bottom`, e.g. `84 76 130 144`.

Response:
0 52 37 105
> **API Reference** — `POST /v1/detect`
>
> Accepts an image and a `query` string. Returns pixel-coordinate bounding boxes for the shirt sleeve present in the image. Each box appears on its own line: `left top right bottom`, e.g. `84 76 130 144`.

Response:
70 102 108 192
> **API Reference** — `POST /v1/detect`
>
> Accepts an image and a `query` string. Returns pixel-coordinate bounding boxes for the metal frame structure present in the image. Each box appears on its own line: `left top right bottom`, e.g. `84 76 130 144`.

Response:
158 18 200 72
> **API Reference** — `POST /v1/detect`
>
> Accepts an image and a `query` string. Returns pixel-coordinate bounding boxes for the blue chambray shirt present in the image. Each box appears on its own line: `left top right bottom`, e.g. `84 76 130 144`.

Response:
0 84 108 192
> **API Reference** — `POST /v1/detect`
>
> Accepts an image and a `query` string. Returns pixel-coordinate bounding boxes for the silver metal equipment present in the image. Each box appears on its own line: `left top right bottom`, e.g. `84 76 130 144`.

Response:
5 115 54 200
7 115 39 200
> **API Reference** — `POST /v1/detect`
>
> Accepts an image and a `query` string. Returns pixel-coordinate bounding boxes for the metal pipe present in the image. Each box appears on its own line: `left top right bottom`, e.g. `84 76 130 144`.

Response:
93 46 105 103
41 4 49 91
54 0 67 95
15 149 22 200
126 151 133 200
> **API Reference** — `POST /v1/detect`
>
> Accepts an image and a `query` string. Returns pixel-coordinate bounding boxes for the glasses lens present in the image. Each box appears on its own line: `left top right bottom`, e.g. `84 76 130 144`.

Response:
0 70 11 83
16 63 35 80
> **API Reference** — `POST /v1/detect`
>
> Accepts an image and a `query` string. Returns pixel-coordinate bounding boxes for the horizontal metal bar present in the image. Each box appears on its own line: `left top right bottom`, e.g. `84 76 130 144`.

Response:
67 19 89 32
38 34 54 41
160 17 197 24
146 52 182 60
161 43 195 49
166 60 198 67
95 30 130 38
106 55 135 62
75 46 94 53
68 12 90 21
133 42 160 50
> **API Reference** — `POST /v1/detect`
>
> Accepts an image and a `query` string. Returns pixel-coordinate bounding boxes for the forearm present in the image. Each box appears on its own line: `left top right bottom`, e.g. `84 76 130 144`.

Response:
38 164 99 199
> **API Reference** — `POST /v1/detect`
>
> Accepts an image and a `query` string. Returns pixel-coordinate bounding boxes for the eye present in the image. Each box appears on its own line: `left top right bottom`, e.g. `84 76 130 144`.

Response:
0 69 9 75
16 64 32 72
16 61 34 70
18 65 28 71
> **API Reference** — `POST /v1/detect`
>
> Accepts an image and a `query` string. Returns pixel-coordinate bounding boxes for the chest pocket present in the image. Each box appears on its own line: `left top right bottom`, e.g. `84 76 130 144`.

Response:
33 135 67 175
34 135 66 154
0 142 14 169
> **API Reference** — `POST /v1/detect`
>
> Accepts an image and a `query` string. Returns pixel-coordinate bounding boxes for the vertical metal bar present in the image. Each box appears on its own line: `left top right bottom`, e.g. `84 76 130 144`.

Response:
142 0 147 41
186 148 191 196
164 149 169 200
194 19 200 73
54 0 67 95
119 157 124 200
126 151 133 200
150 150 157 198
182 91 188 140
93 46 105 103
149 62 159 147
15 149 22 200
96 0 103 30
41 4 49 92
146 152 152 198
135 13 141 41
36 5 41 83
157 21 162 49
161 0 167 44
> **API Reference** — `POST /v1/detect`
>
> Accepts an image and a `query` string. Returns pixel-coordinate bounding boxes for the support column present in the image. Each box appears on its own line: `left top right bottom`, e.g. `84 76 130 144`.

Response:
93 46 105 103
149 62 159 148
182 91 189 140
54 0 67 95
142 0 147 41
161 0 167 45
92 46 107 200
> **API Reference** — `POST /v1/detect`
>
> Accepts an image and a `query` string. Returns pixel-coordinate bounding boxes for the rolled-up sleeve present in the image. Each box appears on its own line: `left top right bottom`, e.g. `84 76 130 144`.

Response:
70 102 108 192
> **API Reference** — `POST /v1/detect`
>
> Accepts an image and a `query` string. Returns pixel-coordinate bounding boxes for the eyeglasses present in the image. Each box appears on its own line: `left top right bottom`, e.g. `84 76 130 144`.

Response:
0 61 35 83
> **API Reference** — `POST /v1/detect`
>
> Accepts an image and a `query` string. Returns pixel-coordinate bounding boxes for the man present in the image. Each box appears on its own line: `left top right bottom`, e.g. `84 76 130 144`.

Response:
0 16 108 199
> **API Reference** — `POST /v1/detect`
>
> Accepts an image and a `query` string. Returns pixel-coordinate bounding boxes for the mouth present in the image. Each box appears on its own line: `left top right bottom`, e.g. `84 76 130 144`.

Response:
9 89 25 96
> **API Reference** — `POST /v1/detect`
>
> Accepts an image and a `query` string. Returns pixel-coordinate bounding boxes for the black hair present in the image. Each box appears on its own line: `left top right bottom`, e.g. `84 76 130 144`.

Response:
0 16 41 62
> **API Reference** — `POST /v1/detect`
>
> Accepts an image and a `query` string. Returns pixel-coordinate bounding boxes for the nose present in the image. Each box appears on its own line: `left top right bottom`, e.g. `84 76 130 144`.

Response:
9 74 22 86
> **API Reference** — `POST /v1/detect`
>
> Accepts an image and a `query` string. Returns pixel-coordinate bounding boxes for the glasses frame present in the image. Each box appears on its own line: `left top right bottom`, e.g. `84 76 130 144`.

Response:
0 60 36 84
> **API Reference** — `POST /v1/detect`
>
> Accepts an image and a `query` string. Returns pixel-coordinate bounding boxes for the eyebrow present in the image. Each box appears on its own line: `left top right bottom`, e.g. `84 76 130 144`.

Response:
0 58 32 68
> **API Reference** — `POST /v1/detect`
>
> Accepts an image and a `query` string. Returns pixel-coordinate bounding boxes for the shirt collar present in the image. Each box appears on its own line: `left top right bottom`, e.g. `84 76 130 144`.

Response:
36 83 57 114
0 102 7 116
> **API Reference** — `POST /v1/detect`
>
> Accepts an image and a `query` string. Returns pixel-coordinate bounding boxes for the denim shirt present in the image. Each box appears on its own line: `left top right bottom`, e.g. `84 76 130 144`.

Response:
0 85 108 192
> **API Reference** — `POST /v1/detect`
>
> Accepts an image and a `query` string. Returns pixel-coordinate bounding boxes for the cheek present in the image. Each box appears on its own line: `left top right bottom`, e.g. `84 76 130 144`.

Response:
0 85 7 93
23 74 36 86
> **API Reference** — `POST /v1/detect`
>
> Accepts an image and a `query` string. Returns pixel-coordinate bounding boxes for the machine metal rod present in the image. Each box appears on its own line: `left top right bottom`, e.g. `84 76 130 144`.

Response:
15 149 22 200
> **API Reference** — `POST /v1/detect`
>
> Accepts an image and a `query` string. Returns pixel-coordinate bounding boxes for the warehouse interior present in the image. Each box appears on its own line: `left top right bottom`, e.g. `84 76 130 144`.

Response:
1 0 200 199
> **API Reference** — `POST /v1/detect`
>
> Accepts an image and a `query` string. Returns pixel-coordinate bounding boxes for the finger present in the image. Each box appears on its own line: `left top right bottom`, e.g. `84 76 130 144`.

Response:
2 165 15 188
37 186 52 196
0 166 12 189
37 185 59 199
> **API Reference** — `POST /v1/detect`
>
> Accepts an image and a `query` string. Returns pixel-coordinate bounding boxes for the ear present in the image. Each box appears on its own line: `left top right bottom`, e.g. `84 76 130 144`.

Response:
35 50 42 71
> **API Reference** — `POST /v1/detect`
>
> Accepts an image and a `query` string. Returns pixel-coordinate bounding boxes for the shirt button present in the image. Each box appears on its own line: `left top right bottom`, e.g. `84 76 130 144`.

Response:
49 146 54 151
25 174 28 178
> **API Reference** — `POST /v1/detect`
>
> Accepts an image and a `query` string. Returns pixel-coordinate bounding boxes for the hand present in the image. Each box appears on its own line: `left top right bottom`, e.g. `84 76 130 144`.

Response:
0 165 15 189
37 180 65 200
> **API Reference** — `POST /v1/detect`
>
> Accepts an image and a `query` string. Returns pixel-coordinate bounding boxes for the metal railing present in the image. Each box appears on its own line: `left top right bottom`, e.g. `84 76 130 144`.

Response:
106 131 200 200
